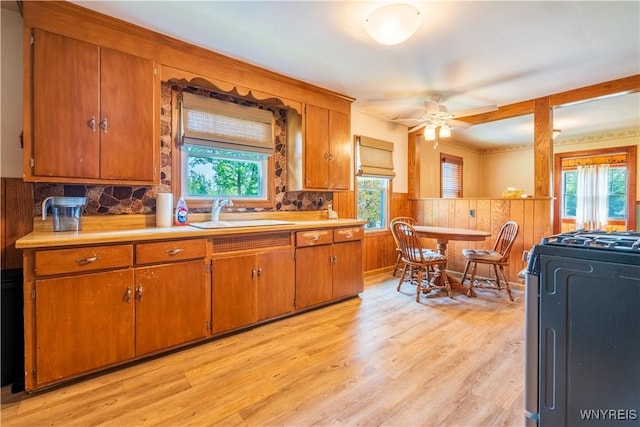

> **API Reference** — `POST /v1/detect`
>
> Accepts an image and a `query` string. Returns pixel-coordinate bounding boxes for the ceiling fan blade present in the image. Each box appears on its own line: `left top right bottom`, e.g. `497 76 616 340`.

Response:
447 119 472 129
391 118 423 122
452 104 498 118
408 122 427 133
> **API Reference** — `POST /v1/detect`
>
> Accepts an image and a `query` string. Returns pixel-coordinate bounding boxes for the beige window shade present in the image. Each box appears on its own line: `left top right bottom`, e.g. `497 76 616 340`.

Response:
356 135 395 178
182 92 274 155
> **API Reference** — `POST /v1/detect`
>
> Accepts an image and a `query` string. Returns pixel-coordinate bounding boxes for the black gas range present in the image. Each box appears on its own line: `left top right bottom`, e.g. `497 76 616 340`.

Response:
525 230 640 426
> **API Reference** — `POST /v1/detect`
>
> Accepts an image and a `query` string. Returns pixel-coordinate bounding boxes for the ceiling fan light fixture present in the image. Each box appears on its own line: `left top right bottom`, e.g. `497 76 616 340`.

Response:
424 126 436 141
364 3 422 45
440 124 452 138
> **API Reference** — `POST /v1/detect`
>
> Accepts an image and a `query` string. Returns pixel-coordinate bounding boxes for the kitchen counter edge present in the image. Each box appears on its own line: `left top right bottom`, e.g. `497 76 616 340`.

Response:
16 219 368 249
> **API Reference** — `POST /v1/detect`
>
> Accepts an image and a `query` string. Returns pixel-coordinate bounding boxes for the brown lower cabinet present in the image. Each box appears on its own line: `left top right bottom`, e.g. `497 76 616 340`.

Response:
295 227 364 310
22 226 363 391
25 239 210 391
212 233 295 334
34 268 135 386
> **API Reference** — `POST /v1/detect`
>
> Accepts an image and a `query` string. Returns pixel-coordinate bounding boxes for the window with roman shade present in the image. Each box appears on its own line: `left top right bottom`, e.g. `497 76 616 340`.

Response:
441 153 463 198
356 135 396 178
181 92 274 155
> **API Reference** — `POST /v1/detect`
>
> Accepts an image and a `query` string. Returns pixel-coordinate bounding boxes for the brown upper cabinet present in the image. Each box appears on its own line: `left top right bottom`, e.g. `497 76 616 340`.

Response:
25 29 158 184
288 104 352 191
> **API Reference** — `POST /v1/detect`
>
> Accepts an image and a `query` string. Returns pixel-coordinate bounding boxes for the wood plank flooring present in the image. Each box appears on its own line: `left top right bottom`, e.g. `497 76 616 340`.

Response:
1 274 525 426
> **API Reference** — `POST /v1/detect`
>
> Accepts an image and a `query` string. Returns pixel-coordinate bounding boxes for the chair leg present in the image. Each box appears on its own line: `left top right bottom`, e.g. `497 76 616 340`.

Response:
492 265 502 289
397 263 409 291
415 268 423 302
467 262 478 297
392 251 402 277
461 260 471 285
499 265 514 301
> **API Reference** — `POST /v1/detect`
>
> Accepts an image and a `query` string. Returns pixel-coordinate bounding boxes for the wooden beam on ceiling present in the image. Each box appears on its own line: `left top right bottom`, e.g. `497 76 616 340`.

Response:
458 74 640 126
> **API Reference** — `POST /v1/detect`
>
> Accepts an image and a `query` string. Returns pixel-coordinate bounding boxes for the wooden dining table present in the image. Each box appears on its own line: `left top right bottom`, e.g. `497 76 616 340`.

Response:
413 225 491 294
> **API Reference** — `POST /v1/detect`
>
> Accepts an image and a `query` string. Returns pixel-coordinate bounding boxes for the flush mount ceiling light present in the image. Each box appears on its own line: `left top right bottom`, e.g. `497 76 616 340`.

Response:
364 3 423 45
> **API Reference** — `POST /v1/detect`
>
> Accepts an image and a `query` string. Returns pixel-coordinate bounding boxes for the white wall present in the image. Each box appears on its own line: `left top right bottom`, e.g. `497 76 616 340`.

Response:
351 109 408 193
1 6 23 178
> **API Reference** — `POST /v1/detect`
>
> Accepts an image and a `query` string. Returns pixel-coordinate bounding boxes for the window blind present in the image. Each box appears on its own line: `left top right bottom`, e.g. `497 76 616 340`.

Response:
356 135 395 178
441 153 463 198
181 92 274 155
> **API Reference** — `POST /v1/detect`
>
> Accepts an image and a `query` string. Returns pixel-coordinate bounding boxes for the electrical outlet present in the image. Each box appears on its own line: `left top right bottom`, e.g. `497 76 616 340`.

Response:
469 209 475 218
318 197 324 207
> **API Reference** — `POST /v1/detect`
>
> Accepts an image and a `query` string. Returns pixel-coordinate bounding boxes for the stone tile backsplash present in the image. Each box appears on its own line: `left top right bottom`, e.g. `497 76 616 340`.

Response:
34 82 331 216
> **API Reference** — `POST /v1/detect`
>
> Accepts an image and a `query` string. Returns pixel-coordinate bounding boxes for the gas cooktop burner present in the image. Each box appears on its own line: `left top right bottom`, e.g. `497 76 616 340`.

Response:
541 230 640 252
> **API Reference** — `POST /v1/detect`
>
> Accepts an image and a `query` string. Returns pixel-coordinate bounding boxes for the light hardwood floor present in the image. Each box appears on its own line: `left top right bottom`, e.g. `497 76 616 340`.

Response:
1 274 525 426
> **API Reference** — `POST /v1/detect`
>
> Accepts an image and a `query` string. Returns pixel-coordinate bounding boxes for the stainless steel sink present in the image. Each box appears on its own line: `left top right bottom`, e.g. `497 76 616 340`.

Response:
189 219 295 229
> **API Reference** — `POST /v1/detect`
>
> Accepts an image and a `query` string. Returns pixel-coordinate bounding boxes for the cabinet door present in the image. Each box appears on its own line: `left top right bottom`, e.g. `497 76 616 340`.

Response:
135 260 209 356
100 47 155 181
33 29 100 178
332 240 364 299
212 254 257 333
257 249 295 321
295 245 333 309
35 269 134 386
304 104 330 189
328 109 351 190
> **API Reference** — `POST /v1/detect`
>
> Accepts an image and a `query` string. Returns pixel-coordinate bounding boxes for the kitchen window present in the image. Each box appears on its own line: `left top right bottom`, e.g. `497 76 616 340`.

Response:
178 92 275 208
554 146 636 233
357 177 389 230
355 136 395 231
441 153 463 198
561 166 627 220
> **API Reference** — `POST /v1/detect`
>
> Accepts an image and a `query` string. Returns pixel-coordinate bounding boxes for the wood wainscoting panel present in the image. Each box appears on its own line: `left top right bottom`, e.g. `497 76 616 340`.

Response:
1 178 34 270
412 198 551 285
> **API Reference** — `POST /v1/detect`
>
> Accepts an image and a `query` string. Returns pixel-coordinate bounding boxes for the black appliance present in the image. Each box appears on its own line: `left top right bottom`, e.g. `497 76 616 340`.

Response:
525 230 640 426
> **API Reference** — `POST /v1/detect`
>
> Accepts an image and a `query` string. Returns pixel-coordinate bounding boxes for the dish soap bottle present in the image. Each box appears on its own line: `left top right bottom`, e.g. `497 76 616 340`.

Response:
175 197 189 225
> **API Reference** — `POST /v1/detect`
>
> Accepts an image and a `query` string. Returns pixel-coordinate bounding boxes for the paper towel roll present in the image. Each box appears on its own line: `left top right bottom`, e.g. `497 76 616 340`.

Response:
156 193 173 227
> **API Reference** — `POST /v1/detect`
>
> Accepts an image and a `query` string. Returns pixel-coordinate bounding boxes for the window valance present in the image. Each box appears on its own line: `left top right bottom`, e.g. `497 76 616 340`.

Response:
356 135 395 178
181 92 274 155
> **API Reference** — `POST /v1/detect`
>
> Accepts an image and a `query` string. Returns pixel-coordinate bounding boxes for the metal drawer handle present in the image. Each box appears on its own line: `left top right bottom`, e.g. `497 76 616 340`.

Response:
345 231 354 238
99 117 108 134
76 256 99 265
309 235 320 244
87 116 96 132
166 248 184 256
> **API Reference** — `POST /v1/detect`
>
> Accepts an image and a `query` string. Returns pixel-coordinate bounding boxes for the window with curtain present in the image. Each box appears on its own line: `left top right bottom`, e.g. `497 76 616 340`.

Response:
440 153 463 198
355 136 394 231
562 165 627 225
180 92 274 202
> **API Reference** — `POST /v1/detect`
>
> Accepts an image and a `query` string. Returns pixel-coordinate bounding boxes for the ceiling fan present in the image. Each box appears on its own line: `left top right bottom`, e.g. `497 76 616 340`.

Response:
393 96 498 142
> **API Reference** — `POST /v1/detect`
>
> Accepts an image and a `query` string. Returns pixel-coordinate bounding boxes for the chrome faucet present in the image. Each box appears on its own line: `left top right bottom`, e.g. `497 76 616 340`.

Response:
212 198 233 221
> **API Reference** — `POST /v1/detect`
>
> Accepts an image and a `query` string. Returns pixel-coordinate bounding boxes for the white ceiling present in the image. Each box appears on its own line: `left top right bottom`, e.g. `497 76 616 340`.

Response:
50 1 640 148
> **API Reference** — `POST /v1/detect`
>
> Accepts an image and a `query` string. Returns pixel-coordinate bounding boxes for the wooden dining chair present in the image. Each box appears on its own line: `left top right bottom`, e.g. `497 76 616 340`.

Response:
389 216 417 277
392 220 452 302
460 221 519 301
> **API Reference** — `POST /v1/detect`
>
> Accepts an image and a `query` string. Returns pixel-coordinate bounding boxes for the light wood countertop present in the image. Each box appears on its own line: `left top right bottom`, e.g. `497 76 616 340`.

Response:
16 212 366 249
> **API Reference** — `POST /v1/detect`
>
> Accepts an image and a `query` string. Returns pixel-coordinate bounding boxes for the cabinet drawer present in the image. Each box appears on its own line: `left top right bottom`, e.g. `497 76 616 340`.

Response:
35 245 133 276
296 230 333 247
136 239 207 264
333 227 364 243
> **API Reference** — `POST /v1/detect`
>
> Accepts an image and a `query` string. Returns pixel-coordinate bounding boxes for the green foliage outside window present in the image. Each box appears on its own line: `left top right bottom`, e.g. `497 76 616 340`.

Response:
608 168 626 218
185 146 264 198
357 177 388 230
